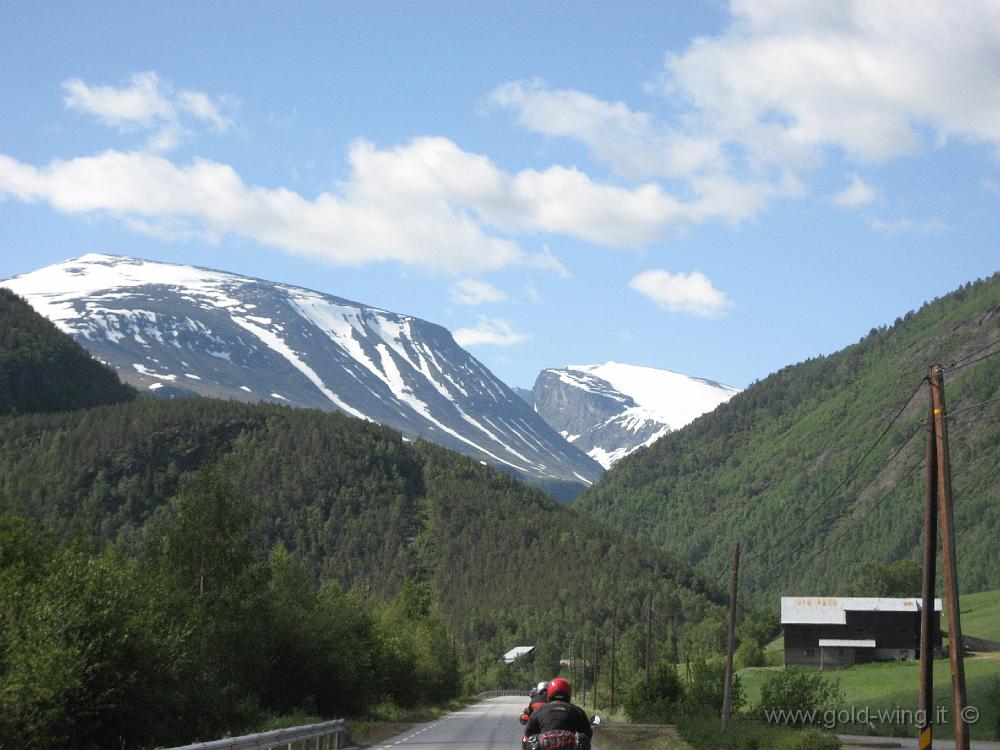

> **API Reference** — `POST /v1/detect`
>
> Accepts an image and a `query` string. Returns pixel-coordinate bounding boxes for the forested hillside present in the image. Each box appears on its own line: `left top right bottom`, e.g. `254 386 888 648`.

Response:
0 300 731 747
0 289 135 415
575 273 1000 600
0 398 723 642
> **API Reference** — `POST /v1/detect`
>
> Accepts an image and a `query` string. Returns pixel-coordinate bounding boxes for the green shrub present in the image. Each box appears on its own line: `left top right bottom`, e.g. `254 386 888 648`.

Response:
987 677 1000 740
623 662 684 723
736 640 765 669
756 669 843 723
0 547 193 749
765 649 785 667
681 659 745 716
792 729 841 750
676 714 840 750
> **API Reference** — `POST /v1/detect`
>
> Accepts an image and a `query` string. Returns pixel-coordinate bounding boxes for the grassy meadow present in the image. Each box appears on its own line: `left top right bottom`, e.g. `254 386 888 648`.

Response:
739 656 1000 741
948 589 1000 644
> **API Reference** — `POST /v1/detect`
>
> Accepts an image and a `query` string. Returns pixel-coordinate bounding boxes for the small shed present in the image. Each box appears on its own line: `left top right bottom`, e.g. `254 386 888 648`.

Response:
781 596 942 669
502 646 536 665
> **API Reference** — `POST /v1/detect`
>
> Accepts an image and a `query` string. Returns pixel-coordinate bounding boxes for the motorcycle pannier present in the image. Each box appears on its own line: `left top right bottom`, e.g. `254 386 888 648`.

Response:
539 730 580 749
523 730 591 750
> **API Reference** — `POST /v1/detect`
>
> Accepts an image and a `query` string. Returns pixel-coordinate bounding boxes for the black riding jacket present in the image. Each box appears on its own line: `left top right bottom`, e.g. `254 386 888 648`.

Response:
523 692 547 718
524 698 592 738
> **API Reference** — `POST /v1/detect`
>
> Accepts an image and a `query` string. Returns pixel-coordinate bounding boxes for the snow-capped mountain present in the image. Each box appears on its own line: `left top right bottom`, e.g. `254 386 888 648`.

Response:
532 362 739 468
2 254 603 486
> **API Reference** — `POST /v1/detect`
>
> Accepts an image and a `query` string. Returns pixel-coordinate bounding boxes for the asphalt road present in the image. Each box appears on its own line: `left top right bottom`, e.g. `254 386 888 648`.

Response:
367 696 580 750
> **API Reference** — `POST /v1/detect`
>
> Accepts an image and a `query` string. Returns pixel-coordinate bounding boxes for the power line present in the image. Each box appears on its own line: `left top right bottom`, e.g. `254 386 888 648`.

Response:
945 337 1000 373
949 347 1000 373
648 604 681 629
713 376 928 583
945 395 1000 420
746 420 925 576
743 393 997 578
766 358 999 569
945 408 1000 428
794 433 926 568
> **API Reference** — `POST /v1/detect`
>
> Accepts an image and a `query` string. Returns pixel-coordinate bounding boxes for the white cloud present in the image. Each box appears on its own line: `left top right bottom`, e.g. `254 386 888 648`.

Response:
0 135 697 274
452 317 531 347
143 122 189 154
491 79 805 225
490 79 726 181
982 178 1000 201
867 217 947 235
451 279 507 305
176 90 233 131
832 175 877 207
660 0 1000 163
346 137 686 247
629 269 732 318
62 72 234 151
492 3 1000 228
63 72 175 128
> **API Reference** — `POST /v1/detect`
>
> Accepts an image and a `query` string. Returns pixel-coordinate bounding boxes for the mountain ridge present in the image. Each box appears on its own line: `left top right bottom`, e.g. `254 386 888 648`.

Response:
533 361 739 468
573 273 1000 600
1 253 602 487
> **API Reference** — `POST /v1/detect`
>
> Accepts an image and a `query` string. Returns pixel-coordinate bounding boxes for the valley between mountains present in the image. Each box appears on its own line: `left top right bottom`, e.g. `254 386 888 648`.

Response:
1 253 737 493
2 260 998 749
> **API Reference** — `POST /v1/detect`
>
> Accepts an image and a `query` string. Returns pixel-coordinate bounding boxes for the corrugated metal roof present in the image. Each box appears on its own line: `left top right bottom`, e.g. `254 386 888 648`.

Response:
781 597 943 625
502 646 535 663
818 639 877 648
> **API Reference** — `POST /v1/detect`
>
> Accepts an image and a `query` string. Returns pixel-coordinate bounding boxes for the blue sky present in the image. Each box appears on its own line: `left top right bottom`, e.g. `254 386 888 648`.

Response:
1 1 998 389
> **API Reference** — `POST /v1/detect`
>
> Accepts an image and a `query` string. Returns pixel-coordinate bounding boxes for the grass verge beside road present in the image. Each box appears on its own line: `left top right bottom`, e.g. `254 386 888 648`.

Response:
739 656 1000 741
597 723 693 750
676 715 840 749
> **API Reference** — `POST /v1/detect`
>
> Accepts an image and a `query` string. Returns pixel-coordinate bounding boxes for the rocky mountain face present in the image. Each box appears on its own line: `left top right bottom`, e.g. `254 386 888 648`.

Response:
512 386 534 405
532 362 739 468
1 254 603 486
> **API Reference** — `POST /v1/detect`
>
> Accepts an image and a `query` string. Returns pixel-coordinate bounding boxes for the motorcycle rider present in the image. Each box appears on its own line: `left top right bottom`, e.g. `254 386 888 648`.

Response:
520 681 549 724
523 677 592 748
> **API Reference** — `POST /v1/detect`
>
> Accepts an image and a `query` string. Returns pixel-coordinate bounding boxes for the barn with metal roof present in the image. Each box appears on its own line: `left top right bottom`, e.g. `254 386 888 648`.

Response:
781 597 942 668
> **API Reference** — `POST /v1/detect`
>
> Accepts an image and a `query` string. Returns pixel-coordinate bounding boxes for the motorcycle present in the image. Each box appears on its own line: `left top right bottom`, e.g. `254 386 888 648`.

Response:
521 716 600 750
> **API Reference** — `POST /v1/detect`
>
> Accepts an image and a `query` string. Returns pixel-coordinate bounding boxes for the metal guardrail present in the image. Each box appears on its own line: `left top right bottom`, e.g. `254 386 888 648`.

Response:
161 719 351 750
475 689 531 699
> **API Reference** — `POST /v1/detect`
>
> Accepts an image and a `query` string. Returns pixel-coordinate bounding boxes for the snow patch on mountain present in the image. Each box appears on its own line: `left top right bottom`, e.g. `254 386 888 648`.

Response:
2 253 603 486
567 362 737 428
532 361 739 469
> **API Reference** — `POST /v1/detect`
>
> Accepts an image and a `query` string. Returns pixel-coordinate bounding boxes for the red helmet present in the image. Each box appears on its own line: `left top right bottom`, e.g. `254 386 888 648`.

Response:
547 677 572 700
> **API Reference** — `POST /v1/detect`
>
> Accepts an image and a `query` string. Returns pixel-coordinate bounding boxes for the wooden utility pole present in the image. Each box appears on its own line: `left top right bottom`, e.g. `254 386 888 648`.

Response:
580 633 587 705
671 612 680 665
610 617 617 713
721 542 741 730
570 638 575 686
920 393 938 750
645 592 652 685
930 365 970 750
593 638 599 709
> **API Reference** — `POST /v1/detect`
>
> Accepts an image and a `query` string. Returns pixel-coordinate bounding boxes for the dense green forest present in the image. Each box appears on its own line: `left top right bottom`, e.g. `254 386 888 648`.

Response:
575 273 1000 601
0 494 458 748
0 291 733 748
0 397 728 659
0 288 136 415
